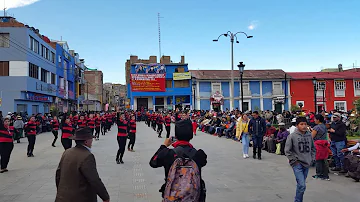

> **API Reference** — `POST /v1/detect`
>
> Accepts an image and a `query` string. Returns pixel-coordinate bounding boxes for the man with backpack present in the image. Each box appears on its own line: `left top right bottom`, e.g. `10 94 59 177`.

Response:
150 119 207 202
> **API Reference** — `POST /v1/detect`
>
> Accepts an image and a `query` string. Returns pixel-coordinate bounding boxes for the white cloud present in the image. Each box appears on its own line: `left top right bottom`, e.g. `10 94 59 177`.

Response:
248 20 259 30
0 0 40 10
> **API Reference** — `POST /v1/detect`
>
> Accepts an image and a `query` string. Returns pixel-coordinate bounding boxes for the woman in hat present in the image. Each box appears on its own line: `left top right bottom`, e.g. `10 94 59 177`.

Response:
0 116 14 173
13 116 24 143
61 114 74 150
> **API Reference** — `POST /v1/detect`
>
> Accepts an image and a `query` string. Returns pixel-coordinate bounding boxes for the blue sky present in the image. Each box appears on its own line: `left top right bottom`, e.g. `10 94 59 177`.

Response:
3 0 360 83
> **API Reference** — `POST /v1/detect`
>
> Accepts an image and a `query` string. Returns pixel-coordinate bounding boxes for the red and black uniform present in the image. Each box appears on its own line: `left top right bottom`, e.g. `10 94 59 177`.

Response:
151 113 157 131
25 121 37 157
137 111 141 122
156 116 164 137
61 121 73 150
72 115 79 129
0 123 14 170
77 119 87 129
94 117 101 139
107 114 113 131
128 119 136 150
87 118 95 135
164 116 171 138
101 116 107 135
146 113 151 127
51 119 59 147
116 113 128 163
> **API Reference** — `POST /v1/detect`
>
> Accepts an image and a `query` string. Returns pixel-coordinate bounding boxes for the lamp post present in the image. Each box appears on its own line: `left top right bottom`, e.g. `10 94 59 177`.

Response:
237 62 245 111
312 77 317 113
213 31 252 110
321 82 325 111
192 79 196 110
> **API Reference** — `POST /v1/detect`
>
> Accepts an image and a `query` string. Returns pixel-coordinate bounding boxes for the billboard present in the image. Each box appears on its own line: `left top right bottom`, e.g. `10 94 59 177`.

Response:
131 74 166 92
134 63 166 74
173 72 191 80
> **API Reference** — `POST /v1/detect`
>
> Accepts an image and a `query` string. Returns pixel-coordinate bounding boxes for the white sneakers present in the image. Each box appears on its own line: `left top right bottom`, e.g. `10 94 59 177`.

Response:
243 154 249 159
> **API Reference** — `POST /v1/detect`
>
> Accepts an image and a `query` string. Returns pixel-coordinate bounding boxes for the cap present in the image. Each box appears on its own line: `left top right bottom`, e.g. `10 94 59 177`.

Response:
333 112 341 118
291 118 296 123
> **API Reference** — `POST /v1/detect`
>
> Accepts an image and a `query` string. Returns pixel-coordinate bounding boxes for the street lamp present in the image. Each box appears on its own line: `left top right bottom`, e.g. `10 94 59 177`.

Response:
213 31 253 110
312 77 317 113
192 79 196 110
237 62 245 111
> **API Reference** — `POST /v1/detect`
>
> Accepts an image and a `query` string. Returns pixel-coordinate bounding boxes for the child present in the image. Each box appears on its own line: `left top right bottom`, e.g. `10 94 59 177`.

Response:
192 119 198 136
285 117 316 202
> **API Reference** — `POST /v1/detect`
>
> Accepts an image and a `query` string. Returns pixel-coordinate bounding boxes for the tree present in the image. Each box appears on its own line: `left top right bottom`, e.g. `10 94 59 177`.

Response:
291 105 300 112
355 98 360 113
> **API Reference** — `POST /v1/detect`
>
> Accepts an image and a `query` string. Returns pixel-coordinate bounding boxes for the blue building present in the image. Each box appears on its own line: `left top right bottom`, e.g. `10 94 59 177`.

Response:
51 41 76 112
127 56 192 111
191 70 291 112
0 17 58 115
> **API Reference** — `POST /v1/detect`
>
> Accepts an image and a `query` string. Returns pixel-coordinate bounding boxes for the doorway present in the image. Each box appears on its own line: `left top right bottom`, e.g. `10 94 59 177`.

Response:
275 103 282 113
137 98 148 111
212 103 221 112
242 102 249 112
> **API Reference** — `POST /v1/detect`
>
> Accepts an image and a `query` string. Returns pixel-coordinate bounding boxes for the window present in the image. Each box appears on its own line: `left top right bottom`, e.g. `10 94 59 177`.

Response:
212 82 221 93
175 67 184 73
316 81 326 90
335 80 345 90
41 68 48 83
29 63 39 79
334 101 347 112
0 61 9 76
16 104 27 113
51 52 55 63
41 45 45 57
296 101 305 108
354 80 360 89
174 80 190 88
166 80 172 88
51 73 56 84
32 105 39 114
34 39 39 54
0 33 10 48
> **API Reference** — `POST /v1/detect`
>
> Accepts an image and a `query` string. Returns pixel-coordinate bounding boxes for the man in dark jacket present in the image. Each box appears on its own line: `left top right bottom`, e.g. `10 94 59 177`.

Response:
249 111 266 160
329 113 347 173
150 119 207 201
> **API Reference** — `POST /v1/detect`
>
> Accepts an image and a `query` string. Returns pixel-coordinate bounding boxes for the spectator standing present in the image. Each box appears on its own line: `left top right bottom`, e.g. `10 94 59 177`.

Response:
329 112 347 173
285 117 316 202
13 116 24 143
249 111 266 160
55 127 109 202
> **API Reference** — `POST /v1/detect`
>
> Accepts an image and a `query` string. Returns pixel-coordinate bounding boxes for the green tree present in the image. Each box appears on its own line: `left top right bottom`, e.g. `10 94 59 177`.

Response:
290 105 300 112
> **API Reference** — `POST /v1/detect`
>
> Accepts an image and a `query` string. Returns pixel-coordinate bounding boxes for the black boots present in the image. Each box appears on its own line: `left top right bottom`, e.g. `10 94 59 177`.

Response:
253 147 262 160
258 147 262 160
253 147 257 159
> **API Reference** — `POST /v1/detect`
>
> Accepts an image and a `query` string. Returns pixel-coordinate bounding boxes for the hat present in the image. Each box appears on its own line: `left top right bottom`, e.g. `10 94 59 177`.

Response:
278 122 285 126
175 119 193 142
291 118 296 123
70 127 94 140
7 112 11 115
17 116 22 120
333 112 341 118
4 115 11 120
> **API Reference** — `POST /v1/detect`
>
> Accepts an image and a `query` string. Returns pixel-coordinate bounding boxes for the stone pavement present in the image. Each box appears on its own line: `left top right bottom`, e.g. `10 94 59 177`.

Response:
0 122 359 202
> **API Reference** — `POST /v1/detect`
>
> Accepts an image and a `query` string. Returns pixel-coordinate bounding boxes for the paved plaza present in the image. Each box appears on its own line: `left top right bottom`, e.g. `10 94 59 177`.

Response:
0 123 359 202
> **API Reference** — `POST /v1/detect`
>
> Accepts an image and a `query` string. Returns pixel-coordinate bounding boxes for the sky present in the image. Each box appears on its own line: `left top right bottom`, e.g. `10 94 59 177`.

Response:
2 0 360 84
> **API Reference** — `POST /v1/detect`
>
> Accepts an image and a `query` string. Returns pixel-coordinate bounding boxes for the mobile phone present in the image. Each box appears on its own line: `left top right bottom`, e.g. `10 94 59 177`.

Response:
171 136 177 142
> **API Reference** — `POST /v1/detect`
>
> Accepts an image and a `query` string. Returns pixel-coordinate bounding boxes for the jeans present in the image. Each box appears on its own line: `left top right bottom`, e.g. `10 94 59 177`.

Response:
330 141 345 169
242 133 250 155
292 163 309 202
252 136 263 149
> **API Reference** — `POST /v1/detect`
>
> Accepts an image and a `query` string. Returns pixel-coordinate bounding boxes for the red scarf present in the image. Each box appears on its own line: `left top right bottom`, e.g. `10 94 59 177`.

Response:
172 140 193 148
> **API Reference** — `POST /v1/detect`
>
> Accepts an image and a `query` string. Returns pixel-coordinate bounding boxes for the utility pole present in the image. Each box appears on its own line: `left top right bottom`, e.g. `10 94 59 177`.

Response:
3 0 6 16
158 13 163 62
86 81 89 111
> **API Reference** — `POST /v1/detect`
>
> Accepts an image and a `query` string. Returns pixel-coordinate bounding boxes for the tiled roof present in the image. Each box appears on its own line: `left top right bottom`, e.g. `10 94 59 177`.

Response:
287 71 360 79
190 69 288 80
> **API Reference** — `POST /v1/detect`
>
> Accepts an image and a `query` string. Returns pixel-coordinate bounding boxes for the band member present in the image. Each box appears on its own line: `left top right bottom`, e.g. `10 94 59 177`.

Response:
128 115 136 152
61 114 74 150
146 112 151 127
0 116 14 173
87 114 95 136
116 112 128 164
151 112 157 131
51 116 60 147
157 114 164 138
77 114 87 129
94 114 101 140
24 116 37 157
72 114 79 129
164 113 171 138
101 114 107 135
107 113 113 131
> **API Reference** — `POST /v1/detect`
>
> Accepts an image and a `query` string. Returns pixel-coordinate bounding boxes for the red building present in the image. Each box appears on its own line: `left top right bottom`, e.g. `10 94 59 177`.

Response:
288 71 360 112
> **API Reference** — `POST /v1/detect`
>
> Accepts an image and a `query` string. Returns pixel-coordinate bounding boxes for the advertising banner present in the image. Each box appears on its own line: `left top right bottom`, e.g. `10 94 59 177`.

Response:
131 74 166 92
173 72 191 80
134 63 166 74
25 92 52 102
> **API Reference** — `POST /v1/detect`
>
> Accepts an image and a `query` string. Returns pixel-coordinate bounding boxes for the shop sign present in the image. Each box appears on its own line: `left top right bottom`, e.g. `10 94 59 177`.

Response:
26 92 51 102
82 100 95 105
131 74 165 92
173 72 191 80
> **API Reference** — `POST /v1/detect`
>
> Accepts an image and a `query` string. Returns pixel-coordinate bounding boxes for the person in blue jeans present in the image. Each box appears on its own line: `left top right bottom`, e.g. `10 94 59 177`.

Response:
285 117 316 202
248 111 266 160
328 112 347 173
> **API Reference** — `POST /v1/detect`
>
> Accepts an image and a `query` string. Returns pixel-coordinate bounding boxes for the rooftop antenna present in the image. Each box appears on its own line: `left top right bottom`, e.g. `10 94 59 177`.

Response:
158 13 163 63
3 0 6 16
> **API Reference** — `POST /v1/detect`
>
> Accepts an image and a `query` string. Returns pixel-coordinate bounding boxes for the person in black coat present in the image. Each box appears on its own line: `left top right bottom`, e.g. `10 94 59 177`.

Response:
149 119 207 201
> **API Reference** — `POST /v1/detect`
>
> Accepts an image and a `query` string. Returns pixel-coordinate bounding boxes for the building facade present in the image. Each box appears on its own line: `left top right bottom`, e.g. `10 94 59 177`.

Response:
191 70 290 112
83 70 103 111
288 71 360 112
127 56 191 111
103 83 126 111
0 17 58 115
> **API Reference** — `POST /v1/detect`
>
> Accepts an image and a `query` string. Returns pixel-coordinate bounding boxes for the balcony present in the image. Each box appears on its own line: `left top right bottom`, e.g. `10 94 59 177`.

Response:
272 88 284 96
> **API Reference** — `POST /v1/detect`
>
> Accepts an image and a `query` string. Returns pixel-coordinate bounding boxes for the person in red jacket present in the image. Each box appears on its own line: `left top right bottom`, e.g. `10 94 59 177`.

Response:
51 116 60 147
0 116 14 173
94 114 101 140
157 114 164 138
25 116 37 157
107 113 113 131
164 113 171 138
77 114 87 129
192 118 198 136
128 115 136 151
101 115 107 135
116 111 128 164
61 114 74 150
87 114 96 137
